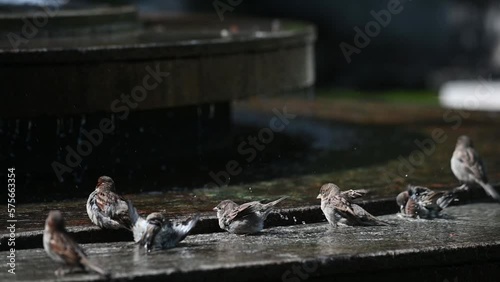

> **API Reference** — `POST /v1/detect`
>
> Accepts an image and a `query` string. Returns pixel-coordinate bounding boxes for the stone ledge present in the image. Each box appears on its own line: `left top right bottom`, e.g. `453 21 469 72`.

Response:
2 188 494 252
2 203 499 282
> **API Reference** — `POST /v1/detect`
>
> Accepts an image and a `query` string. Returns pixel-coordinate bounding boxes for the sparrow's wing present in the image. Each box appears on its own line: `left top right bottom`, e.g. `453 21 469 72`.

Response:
420 191 455 210
156 216 199 249
95 191 129 216
329 195 355 216
419 191 443 207
470 149 489 183
434 191 457 210
341 189 368 200
414 190 457 218
94 190 130 228
227 202 261 222
127 201 149 243
49 231 86 266
456 147 488 182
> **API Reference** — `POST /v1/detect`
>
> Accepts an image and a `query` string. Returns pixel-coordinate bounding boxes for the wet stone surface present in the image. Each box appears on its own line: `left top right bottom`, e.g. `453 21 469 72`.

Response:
4 97 500 234
3 203 500 281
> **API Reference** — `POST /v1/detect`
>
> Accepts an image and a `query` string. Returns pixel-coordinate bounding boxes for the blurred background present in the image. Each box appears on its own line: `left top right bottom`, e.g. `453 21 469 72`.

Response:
136 0 498 89
3 0 500 88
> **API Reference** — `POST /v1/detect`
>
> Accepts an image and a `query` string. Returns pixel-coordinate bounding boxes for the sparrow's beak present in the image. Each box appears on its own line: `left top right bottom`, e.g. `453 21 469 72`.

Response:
212 207 217 211
316 194 321 199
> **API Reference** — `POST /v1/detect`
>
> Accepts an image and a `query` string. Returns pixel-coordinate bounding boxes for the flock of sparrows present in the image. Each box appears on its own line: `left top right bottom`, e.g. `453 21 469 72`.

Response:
42 135 499 277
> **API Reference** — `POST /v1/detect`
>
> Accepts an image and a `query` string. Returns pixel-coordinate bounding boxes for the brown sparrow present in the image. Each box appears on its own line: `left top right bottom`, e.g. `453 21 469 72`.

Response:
451 135 500 201
396 185 457 219
317 183 389 226
127 201 199 251
86 176 131 229
214 197 287 234
43 210 109 277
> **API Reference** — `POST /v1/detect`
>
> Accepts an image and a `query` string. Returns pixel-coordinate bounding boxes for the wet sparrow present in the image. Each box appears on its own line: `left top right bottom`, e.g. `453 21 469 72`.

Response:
317 183 389 226
127 201 199 251
451 135 500 202
86 176 131 229
214 196 287 234
43 210 109 277
397 185 457 219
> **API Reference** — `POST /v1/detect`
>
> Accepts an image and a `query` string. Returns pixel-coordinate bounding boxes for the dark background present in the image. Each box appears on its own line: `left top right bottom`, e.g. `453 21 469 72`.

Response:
139 0 498 89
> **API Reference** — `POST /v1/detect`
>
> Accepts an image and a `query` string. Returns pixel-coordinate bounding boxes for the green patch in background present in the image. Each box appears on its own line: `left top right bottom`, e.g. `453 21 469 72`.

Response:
317 89 439 106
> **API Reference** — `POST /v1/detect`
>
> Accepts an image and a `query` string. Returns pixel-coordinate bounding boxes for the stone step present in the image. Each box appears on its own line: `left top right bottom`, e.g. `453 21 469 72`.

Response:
2 203 500 281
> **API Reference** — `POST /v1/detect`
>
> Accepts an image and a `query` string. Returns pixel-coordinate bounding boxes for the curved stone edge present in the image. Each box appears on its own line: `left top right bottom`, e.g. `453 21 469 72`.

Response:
114 243 500 282
1 38 315 117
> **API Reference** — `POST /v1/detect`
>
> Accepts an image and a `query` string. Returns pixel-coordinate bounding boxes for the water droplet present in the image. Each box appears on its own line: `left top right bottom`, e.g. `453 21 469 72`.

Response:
293 216 297 223
301 221 306 224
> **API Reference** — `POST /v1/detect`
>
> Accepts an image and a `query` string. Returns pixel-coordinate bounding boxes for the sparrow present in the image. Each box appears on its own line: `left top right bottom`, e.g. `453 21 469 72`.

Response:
43 210 109 277
86 176 131 229
214 196 287 234
396 185 457 219
127 201 199 251
317 183 389 227
451 135 500 202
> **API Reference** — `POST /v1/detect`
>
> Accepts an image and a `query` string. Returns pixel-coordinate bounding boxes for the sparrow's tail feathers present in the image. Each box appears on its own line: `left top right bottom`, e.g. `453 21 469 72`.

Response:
476 180 500 202
81 257 110 278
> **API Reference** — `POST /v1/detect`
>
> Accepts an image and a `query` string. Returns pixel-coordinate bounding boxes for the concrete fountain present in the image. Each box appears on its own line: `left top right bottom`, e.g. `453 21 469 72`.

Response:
0 1 315 198
2 1 500 282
